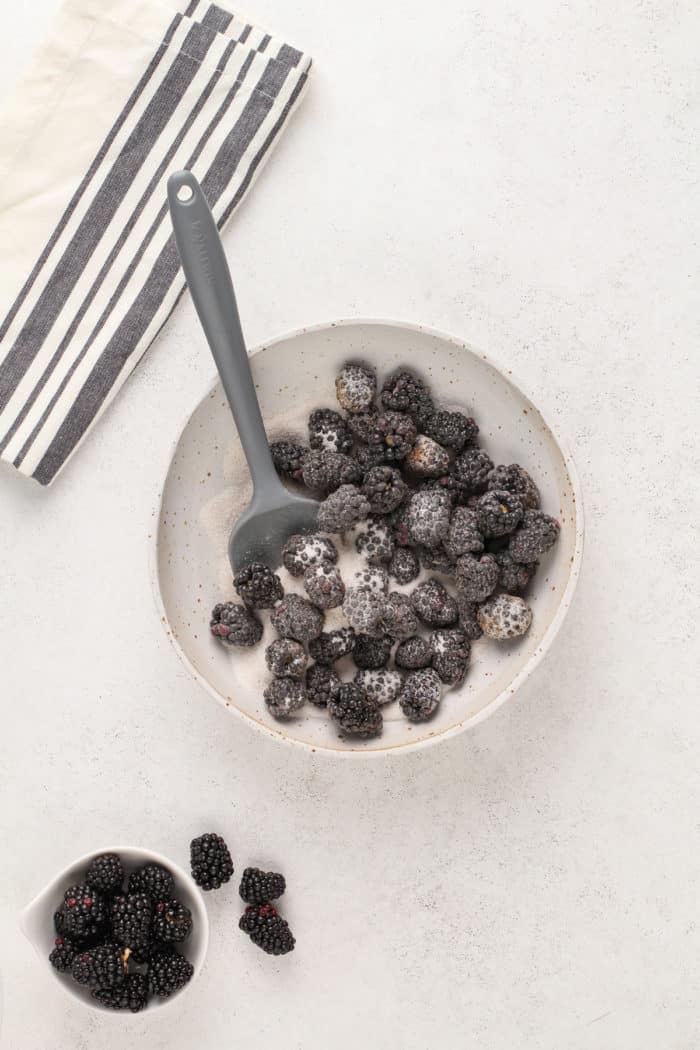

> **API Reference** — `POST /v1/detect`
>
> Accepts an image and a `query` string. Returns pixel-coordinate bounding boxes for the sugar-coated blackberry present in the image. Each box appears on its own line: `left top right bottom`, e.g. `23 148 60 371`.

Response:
148 948 194 998
352 565 389 594
368 410 418 462
85 853 124 895
308 408 353 455
424 410 478 451
152 899 193 944
395 635 433 670
354 668 403 705
411 579 458 627
111 894 152 953
389 546 420 584
404 435 450 477
282 533 338 577
380 370 434 426
352 632 393 670
407 488 452 547
429 629 471 686
265 638 308 678
444 447 494 500
475 489 524 538
353 443 387 473
302 450 361 493
305 663 342 706
487 463 540 510
49 936 77 973
378 591 419 640
239 904 295 956
454 553 499 602
389 499 413 547
210 602 263 647
309 626 356 665
271 594 324 643
93 973 149 1013
361 465 408 514
336 363 377 413
270 440 308 480
509 510 560 562
477 593 533 639
342 585 384 631
399 669 442 722
346 410 379 443
456 595 483 641
190 834 234 891
303 563 345 609
127 864 174 902
58 885 107 943
71 943 128 989
317 484 370 533
355 517 395 564
264 676 307 719
494 550 537 592
239 867 286 906
328 683 383 738
444 506 484 559
417 545 456 573
234 562 284 609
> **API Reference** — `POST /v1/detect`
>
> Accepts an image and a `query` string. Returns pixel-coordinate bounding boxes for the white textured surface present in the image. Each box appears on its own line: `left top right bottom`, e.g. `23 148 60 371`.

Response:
0 1 698 1047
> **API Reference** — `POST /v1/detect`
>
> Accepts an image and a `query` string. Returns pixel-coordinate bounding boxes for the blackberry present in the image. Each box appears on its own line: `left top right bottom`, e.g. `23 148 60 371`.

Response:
361 466 408 514
424 410 478 451
302 450 360 493
190 833 234 891
346 410 379 443
239 867 286 906
264 676 307 719
487 463 540 510
282 533 338 577
378 591 419 640
454 553 499 602
127 864 174 902
305 663 342 706
407 489 451 547
388 499 413 547
335 363 377 413
475 489 524 538
353 443 387 473
148 948 194 998
509 510 560 562
85 853 124 896
404 435 450 478
265 638 307 678
417 546 456 573
210 602 263 647
309 626 356 665
271 594 324 643
456 595 483 641
317 484 370 533
111 894 152 954
444 447 494 500
328 683 383 738
354 668 403 705
399 669 442 722
58 885 107 943
380 370 434 426
49 936 77 973
444 506 484 559
389 546 420 584
342 586 384 631
239 904 295 956
93 973 149 1013
368 410 417 462
352 632 393 670
429 630 470 686
303 563 345 609
477 593 533 640
411 579 458 627
53 910 66 936
494 549 537 592
355 517 395 564
270 440 308 480
152 899 193 944
234 562 284 609
71 944 128 989
395 635 433 670
308 408 353 455
352 565 389 594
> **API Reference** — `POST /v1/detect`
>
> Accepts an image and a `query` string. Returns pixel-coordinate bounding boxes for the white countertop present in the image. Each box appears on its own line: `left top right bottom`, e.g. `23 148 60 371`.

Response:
1 1 698 1047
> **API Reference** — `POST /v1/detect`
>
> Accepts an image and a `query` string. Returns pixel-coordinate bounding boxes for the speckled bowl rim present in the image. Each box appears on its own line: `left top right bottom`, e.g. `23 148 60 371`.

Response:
149 318 584 758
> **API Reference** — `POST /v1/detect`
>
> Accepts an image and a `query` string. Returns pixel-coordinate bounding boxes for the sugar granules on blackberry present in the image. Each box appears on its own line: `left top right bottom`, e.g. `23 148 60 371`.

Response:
303 563 345 609
239 867 286 906
389 546 420 584
454 553 499 602
475 489 524 537
305 663 341 706
153 899 193 944
309 626 356 664
264 676 307 719
494 550 537 592
395 635 433 670
411 579 458 627
270 439 308 480
399 668 442 722
404 434 450 478
406 488 451 547
282 533 338 576
190 833 234 891
234 562 284 609
424 410 478 451
93 973 149 1013
352 632 393 670
317 484 370 532
361 465 408 514
85 853 124 895
477 593 533 639
148 948 194 998
239 904 295 956
352 565 389 593
127 863 174 901
265 638 308 678
301 450 361 493
308 408 353 454
355 517 395 564
111 893 152 953
271 594 324 643
328 682 383 737
508 509 561 562
380 369 434 426
368 410 418 461
444 506 484 559
487 463 540 510
335 362 376 413
444 446 494 500
429 630 471 686
210 602 263 647
378 591 419 640
354 668 403 705
456 595 483 641
342 585 385 631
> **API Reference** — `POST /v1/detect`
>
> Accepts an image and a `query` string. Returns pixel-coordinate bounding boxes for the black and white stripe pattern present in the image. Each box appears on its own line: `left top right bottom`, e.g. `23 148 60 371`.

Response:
0 1 310 484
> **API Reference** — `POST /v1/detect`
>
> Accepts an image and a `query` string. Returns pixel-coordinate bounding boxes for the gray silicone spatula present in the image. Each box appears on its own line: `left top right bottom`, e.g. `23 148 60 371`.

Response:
167 170 318 571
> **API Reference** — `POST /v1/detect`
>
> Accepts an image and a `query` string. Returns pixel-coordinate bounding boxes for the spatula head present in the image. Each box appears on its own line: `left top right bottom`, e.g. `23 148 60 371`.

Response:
228 490 319 572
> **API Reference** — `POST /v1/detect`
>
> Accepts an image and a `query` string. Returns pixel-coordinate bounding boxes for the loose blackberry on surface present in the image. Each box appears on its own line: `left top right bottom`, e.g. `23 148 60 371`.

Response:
239 868 286 906
190 833 234 891
210 602 263 647
239 904 295 956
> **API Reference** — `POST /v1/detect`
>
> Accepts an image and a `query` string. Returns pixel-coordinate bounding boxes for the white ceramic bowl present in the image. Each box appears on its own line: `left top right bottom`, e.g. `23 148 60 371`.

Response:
21 846 209 1013
153 319 583 754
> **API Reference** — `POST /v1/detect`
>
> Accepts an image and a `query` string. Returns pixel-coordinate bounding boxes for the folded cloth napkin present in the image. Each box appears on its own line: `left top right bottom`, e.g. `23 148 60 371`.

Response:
0 0 311 485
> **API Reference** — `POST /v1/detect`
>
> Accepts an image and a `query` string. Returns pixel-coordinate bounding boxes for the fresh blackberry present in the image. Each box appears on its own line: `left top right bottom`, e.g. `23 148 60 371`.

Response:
395 635 433 670
456 595 483 641
389 546 420 584
388 499 413 546
404 435 450 478
127 864 174 902
210 602 263 647
509 510 560 562
417 545 456 573
487 463 540 510
71 944 128 989
302 450 360 493
305 663 342 706
111 894 152 954
49 936 77 973
407 488 451 547
93 973 149 1013
264 676 307 719
494 550 537 592
342 586 384 631
308 408 353 455
309 627 356 665
85 853 124 896
234 562 284 609
271 594 324 643
443 447 494 501
378 591 419 640
335 363 376 413
58 885 107 943
317 484 370 533
265 638 307 678
380 370 434 426
352 632 393 670
346 410 379 443
477 594 533 640
328 683 383 738
148 948 194 998
475 489 524 538
354 668 403 705
352 565 389 594
454 553 499 602
239 904 295 956
444 506 484 559
355 517 395 564
411 579 458 627
368 410 417 462
239 867 286 906
53 910 66 936
424 410 478 451
270 440 308 480
152 899 193 944
303 563 345 609
353 443 387 473
282 533 338 577
361 465 408 514
429 630 470 686
399 669 442 722
190 834 234 891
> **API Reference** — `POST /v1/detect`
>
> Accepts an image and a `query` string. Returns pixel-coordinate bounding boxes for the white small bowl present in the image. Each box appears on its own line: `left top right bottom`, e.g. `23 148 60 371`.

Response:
21 846 209 1014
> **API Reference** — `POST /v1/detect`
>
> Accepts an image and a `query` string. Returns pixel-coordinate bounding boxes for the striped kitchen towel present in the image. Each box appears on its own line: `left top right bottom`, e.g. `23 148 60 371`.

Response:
0 0 311 485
